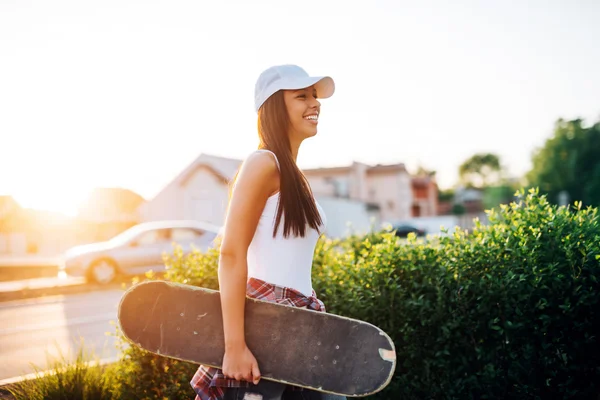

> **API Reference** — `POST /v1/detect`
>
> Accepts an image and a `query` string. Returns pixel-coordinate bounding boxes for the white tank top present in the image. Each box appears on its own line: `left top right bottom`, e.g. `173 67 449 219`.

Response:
246 150 327 296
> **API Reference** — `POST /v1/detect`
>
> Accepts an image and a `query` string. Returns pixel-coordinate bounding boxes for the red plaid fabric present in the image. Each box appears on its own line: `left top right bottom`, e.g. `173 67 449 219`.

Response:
190 277 326 400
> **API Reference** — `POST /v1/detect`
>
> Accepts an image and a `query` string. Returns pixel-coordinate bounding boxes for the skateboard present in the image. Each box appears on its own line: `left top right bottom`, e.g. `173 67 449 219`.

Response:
117 280 396 397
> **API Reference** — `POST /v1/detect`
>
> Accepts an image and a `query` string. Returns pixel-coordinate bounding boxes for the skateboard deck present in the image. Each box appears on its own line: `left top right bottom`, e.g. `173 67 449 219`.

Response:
117 280 396 397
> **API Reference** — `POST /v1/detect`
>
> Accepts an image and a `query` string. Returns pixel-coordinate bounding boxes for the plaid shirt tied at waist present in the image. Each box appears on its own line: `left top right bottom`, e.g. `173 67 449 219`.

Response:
190 277 326 400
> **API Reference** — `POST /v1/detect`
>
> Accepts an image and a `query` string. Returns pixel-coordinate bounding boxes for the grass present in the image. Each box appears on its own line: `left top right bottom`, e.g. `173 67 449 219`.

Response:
6 339 114 400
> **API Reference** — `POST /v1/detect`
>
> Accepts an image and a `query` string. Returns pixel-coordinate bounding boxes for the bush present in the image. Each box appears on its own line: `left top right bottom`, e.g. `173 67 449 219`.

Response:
312 189 600 399
106 328 199 400
113 188 600 399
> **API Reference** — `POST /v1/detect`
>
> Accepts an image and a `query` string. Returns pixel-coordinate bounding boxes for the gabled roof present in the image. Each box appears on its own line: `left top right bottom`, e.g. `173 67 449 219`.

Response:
366 163 407 173
192 154 243 181
147 153 243 202
77 187 146 221
303 165 353 174
179 164 231 186
412 176 437 187
0 195 19 207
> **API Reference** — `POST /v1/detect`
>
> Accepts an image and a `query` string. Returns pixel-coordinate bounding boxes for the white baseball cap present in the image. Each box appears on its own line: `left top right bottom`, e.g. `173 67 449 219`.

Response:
254 64 335 113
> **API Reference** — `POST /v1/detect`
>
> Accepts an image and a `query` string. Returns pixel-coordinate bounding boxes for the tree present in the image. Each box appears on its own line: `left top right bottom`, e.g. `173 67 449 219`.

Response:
526 117 600 207
459 153 502 188
438 188 455 202
415 165 437 178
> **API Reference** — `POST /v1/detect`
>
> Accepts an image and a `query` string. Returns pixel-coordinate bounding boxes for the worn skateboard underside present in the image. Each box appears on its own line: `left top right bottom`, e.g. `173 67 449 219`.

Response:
118 280 396 397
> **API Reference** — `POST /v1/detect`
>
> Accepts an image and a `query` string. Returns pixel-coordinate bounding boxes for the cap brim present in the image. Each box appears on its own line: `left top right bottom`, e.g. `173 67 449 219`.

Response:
280 76 335 99
255 75 335 112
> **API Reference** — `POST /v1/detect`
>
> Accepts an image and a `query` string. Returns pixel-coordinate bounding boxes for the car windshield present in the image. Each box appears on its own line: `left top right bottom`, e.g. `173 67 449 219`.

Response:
107 226 147 245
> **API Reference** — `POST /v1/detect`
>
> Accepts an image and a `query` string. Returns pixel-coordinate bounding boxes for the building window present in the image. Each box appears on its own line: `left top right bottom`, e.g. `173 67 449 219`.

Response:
325 177 349 198
412 204 421 217
336 179 349 197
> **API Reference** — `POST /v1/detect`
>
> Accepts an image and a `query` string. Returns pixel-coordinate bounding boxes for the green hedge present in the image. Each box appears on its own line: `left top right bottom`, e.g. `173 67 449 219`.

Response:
103 189 600 399
311 189 600 399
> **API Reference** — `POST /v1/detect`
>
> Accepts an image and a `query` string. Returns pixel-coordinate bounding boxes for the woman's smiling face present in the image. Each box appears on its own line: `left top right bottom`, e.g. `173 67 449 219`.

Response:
283 85 321 142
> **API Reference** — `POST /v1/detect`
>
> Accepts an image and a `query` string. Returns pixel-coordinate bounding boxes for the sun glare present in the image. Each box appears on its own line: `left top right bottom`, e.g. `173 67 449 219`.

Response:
13 188 87 217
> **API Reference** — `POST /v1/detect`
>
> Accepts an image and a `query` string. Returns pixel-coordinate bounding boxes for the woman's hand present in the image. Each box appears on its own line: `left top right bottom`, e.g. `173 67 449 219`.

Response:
222 344 261 384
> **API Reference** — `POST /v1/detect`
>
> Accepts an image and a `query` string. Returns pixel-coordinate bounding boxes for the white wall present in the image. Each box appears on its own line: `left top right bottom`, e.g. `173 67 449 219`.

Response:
140 168 230 226
316 195 378 238
183 169 230 226
351 162 370 200
306 172 344 197
138 183 186 222
367 172 413 223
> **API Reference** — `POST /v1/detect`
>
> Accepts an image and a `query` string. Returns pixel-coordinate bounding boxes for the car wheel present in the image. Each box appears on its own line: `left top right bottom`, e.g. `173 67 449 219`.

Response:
88 259 117 284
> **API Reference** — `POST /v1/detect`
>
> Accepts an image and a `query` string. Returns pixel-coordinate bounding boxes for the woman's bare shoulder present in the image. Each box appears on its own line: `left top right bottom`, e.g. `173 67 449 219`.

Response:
233 150 279 197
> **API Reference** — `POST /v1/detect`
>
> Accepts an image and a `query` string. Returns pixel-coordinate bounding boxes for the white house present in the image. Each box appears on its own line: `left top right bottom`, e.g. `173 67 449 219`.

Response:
138 154 239 226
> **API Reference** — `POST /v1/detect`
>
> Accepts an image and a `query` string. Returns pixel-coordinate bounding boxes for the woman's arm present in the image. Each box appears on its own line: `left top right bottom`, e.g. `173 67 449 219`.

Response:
218 151 279 384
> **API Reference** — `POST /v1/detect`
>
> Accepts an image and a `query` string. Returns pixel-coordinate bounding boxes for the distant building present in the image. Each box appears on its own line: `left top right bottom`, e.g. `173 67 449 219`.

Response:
410 175 438 217
304 162 439 223
0 196 76 255
137 154 239 227
139 153 438 237
77 187 146 241
0 195 20 220
0 196 27 254
0 188 148 256
77 187 146 224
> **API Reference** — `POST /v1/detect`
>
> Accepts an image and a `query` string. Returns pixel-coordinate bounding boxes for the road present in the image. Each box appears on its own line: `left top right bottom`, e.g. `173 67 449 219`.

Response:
0 289 125 382
0 276 86 292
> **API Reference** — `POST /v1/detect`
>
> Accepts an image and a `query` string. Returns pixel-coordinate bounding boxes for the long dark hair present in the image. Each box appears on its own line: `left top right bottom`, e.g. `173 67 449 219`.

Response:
258 90 323 238
229 90 323 238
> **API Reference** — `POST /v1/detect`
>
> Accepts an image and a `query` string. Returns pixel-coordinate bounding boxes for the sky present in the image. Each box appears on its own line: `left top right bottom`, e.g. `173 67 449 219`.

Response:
1 0 599 216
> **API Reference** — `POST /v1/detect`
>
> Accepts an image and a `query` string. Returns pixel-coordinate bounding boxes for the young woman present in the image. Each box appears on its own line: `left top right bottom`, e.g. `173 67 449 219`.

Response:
191 65 344 400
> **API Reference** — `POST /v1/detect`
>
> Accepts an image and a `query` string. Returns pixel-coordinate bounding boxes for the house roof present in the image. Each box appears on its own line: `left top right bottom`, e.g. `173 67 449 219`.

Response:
176 153 242 186
145 153 243 203
303 162 407 175
366 163 407 173
196 154 243 181
0 195 20 218
179 164 230 186
303 166 352 174
412 176 437 187
0 195 19 207
77 187 146 221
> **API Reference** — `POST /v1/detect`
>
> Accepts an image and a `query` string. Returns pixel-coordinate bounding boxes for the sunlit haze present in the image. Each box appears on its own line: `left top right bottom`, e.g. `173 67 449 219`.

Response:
1 0 599 216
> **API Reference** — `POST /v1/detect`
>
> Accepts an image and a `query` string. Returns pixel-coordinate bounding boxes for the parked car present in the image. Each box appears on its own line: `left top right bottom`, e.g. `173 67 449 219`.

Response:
389 224 426 238
60 220 221 284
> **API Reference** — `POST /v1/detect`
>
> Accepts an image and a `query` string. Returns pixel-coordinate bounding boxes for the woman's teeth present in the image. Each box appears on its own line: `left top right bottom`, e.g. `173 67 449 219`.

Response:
304 115 318 120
